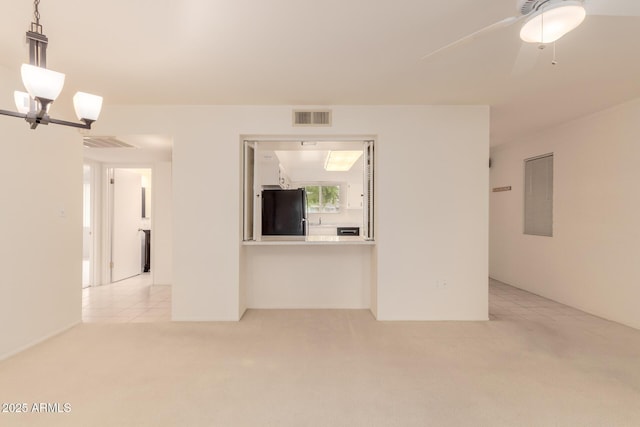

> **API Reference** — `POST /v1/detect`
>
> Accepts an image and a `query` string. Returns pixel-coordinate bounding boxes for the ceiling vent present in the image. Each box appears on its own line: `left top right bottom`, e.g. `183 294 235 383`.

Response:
83 136 135 148
293 109 332 127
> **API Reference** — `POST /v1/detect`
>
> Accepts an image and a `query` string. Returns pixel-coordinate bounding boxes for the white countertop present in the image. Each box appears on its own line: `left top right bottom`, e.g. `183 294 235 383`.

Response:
243 235 375 245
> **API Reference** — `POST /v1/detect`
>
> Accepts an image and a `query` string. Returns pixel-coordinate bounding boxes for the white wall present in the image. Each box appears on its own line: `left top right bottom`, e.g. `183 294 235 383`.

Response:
245 245 371 309
0 103 82 360
375 107 490 320
93 105 489 321
490 97 640 329
152 162 173 285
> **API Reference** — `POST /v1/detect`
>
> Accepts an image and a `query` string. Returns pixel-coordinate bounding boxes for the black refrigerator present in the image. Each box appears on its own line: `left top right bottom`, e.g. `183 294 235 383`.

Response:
262 188 307 236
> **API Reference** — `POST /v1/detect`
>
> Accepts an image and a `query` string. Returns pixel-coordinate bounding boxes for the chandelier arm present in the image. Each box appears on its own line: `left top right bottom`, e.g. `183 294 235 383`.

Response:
0 109 92 129
48 118 93 129
0 109 28 119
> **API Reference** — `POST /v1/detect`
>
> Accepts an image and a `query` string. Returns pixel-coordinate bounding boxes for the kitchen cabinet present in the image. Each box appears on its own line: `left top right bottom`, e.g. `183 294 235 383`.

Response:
278 164 291 189
347 183 363 209
261 161 291 189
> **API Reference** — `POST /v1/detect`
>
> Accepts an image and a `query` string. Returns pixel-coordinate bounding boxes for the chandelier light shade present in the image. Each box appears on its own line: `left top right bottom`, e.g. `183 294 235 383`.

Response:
520 1 586 44
14 91 31 114
21 64 66 102
73 92 103 121
0 0 102 130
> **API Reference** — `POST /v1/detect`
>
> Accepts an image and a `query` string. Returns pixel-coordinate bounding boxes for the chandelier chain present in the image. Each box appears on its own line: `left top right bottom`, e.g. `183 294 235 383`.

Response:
34 0 41 25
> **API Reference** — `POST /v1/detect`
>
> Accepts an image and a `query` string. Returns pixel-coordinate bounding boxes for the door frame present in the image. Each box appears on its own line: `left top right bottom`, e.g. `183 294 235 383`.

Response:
102 163 155 285
83 160 101 288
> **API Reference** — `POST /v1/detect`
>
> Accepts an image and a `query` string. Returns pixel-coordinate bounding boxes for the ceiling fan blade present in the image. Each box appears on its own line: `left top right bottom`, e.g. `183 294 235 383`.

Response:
585 0 640 16
421 15 523 61
511 42 543 75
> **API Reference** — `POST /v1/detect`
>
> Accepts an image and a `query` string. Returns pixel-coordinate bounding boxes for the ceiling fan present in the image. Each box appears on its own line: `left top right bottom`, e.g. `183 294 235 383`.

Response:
421 0 640 61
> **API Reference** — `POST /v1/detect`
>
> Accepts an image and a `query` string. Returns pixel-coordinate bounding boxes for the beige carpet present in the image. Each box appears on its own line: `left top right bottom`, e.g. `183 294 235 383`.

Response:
1 281 640 426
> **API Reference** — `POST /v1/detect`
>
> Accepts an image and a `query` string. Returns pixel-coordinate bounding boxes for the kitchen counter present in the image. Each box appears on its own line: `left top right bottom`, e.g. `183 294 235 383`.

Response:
243 235 375 245
307 224 362 237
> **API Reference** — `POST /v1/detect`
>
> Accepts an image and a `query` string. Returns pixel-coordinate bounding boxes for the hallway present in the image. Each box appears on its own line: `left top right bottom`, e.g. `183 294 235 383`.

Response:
82 274 171 323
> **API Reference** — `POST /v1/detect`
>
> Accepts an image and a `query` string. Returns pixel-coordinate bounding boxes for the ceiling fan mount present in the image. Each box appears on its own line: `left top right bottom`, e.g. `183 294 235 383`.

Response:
519 0 568 15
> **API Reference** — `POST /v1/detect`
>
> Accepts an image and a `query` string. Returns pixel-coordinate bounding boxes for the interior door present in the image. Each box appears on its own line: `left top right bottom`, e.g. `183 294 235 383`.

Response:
111 169 142 282
243 141 255 241
363 140 374 240
82 164 93 288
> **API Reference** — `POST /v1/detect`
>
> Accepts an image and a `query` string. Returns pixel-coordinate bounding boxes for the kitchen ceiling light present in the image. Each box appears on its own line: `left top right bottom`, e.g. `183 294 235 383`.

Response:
324 151 363 172
0 0 102 130
520 1 586 44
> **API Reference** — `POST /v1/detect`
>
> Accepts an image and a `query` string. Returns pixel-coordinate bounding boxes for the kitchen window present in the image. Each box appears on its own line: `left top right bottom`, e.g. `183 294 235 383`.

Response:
305 185 341 213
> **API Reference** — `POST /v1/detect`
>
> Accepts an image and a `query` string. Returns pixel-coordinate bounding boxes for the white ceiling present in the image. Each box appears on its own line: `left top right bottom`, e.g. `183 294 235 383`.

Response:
1 0 639 146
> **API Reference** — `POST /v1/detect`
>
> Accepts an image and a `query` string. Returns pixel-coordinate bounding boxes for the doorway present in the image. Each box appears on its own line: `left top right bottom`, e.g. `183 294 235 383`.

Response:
107 167 152 283
81 134 173 322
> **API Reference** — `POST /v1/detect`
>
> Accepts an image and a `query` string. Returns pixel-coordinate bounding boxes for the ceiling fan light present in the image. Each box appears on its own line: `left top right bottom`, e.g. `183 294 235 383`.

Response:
73 92 103 121
520 2 586 44
13 91 31 114
20 64 66 102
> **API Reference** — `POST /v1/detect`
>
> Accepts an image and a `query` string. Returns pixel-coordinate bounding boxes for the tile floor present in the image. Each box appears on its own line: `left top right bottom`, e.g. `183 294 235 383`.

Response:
82 273 171 323
489 277 595 322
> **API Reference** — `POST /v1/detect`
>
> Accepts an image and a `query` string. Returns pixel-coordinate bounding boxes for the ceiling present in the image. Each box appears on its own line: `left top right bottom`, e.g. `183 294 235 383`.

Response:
1 0 639 146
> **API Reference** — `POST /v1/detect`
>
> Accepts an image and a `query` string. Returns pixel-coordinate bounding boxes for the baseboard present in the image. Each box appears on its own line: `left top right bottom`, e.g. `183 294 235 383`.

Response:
0 321 80 363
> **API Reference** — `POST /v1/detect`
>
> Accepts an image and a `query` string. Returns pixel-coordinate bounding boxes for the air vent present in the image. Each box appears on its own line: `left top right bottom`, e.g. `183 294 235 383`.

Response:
293 109 332 127
83 136 135 148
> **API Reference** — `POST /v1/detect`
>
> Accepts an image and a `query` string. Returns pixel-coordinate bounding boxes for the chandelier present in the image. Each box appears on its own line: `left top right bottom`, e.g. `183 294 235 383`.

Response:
0 0 103 130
